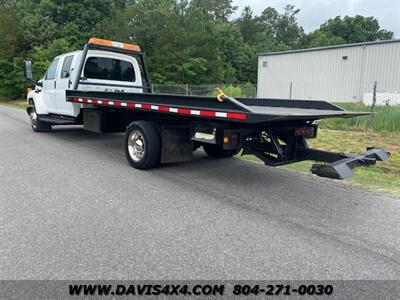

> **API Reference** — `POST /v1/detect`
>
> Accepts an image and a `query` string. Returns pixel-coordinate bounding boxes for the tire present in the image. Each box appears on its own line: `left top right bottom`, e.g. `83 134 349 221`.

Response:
193 142 201 152
28 106 52 132
125 121 161 169
203 144 240 158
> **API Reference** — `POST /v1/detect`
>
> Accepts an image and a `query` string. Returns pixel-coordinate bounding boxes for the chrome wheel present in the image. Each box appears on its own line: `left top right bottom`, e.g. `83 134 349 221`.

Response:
128 130 145 162
30 109 37 130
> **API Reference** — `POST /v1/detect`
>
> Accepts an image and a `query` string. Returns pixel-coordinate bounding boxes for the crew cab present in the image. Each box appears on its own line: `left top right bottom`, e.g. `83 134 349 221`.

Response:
23 38 390 180
26 39 146 130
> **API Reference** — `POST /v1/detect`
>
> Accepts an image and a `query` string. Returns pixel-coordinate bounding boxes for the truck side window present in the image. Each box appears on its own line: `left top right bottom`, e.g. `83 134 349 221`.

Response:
45 58 60 80
61 55 74 78
84 57 136 82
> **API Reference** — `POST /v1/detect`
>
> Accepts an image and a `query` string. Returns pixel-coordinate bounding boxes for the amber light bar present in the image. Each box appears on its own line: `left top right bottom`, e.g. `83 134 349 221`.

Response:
88 38 141 52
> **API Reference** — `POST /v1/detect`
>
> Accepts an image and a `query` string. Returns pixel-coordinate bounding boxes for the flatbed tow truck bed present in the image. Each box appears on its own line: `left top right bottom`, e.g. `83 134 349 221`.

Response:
66 90 369 123
65 89 388 180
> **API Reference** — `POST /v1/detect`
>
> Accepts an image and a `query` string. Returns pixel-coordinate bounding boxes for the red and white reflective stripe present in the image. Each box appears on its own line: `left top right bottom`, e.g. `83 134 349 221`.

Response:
69 97 247 120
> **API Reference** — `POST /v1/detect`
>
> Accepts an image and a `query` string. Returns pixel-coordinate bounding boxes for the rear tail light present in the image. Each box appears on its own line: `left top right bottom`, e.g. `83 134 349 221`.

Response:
294 126 317 138
224 134 239 145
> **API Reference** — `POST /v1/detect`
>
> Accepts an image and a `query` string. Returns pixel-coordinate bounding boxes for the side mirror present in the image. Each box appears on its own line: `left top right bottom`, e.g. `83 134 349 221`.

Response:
23 60 42 87
23 60 33 80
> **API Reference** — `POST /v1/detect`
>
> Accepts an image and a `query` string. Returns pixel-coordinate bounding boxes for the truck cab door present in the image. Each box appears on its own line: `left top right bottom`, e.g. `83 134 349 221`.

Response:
42 58 60 114
55 55 80 117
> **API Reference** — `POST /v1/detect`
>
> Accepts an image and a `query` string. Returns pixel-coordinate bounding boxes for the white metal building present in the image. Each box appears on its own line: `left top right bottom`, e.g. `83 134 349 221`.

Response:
257 39 400 104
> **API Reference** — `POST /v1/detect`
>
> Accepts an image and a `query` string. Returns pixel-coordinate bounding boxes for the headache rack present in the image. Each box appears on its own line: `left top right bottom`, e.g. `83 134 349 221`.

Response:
72 38 152 93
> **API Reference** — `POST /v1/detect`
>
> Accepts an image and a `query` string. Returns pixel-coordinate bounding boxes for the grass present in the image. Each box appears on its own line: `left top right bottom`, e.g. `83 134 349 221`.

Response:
0 98 29 109
321 102 400 132
239 129 400 196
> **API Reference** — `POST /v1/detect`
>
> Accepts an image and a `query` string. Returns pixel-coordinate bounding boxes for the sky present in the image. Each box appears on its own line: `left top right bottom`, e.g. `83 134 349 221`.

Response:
232 0 400 38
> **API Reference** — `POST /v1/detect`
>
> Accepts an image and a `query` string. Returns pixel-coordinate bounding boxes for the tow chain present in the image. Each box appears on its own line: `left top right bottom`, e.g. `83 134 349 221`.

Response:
216 87 226 102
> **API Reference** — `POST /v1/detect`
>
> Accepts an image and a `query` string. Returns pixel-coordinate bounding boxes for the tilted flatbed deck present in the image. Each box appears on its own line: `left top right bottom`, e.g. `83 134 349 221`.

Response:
65 89 388 180
66 90 370 124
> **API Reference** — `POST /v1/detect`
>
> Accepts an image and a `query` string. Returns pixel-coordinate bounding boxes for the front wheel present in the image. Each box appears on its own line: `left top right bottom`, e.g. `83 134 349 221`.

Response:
28 106 52 132
203 144 241 158
125 121 161 169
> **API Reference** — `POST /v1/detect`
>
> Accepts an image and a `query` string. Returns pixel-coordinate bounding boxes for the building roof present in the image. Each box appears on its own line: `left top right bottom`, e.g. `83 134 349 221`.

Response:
258 39 400 57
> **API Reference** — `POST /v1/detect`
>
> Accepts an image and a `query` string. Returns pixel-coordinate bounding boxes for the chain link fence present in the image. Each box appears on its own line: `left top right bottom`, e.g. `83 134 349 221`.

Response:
152 82 400 106
151 83 257 98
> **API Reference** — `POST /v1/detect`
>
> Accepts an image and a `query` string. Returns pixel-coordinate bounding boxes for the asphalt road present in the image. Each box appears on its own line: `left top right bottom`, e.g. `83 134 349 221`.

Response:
1 104 399 280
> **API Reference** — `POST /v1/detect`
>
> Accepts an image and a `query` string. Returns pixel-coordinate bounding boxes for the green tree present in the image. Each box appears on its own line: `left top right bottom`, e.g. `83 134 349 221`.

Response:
235 5 276 72
176 57 208 83
7 0 126 50
0 8 19 58
300 30 345 48
235 6 265 46
0 57 27 99
213 21 255 82
318 15 393 43
190 0 237 21
260 5 304 49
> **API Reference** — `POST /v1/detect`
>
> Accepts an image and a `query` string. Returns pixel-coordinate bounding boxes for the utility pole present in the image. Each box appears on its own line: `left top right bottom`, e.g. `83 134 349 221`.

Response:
367 81 377 131
371 81 377 111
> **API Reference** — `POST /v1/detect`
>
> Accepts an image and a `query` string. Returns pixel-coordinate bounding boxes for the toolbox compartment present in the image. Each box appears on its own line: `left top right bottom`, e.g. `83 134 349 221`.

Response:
83 109 124 133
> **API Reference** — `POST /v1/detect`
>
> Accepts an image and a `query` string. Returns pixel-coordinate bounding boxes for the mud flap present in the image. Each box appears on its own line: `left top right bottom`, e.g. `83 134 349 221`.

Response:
310 148 390 180
161 125 193 164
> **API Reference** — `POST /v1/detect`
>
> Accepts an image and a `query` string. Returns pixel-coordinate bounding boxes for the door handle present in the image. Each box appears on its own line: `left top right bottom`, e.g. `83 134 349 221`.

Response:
54 81 56 89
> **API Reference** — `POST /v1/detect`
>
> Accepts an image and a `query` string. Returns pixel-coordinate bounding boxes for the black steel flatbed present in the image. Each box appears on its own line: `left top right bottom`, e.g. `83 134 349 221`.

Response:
66 90 369 124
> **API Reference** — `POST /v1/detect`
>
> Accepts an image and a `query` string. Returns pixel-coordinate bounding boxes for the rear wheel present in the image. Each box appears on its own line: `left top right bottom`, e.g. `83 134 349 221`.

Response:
203 144 240 158
125 121 161 169
29 106 52 132
193 142 201 152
